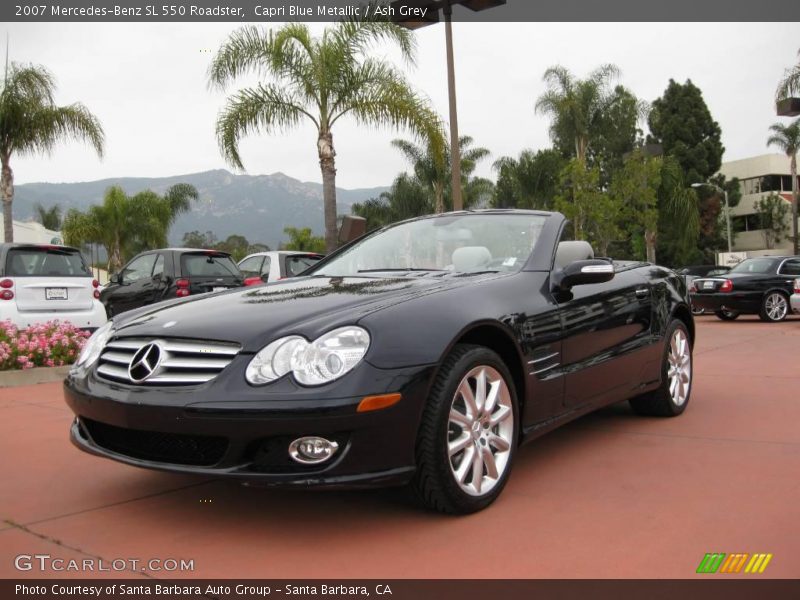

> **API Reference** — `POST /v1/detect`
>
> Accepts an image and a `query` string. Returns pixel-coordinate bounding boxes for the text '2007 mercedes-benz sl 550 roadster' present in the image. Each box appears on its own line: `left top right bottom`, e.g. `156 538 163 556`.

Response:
64 210 694 514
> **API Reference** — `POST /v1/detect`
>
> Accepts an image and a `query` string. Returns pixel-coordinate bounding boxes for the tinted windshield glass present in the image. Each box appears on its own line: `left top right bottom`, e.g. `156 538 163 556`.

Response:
6 247 91 277
181 254 241 278
311 214 546 277
286 255 322 276
729 258 776 274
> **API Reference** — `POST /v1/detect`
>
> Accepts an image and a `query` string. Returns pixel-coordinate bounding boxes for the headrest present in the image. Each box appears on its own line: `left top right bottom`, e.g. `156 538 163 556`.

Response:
452 246 492 272
555 241 594 269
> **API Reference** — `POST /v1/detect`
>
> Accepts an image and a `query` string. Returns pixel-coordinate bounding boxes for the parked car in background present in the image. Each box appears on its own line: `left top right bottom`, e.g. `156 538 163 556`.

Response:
100 248 244 317
238 251 324 285
791 278 800 315
690 256 800 322
0 243 106 330
678 266 731 315
66 210 694 514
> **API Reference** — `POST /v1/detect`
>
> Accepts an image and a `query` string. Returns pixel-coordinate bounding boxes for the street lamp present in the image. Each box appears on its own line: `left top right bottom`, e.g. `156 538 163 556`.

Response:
692 182 732 255
391 0 506 211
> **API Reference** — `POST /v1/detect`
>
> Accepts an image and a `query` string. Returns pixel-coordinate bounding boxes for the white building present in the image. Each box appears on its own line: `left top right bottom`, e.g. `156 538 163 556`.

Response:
0 215 62 244
719 153 798 254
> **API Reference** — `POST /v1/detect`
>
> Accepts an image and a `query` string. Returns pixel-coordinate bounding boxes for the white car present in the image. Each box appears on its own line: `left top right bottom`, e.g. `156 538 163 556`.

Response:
238 251 324 285
0 243 108 330
792 278 800 315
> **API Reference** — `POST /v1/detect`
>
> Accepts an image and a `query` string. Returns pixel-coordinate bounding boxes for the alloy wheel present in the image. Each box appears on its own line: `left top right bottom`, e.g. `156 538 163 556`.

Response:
667 328 691 406
764 293 788 321
447 365 514 497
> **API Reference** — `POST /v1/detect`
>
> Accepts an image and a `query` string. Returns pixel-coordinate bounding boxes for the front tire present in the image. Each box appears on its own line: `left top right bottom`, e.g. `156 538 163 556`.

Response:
759 292 789 322
411 344 519 514
630 320 692 417
715 309 739 321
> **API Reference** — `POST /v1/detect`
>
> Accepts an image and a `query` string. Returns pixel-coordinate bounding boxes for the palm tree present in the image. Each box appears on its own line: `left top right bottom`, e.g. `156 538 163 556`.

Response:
61 184 197 272
535 64 621 163
33 203 62 230
282 226 326 253
208 19 444 252
767 119 800 254
391 135 491 213
776 49 800 101
0 63 104 242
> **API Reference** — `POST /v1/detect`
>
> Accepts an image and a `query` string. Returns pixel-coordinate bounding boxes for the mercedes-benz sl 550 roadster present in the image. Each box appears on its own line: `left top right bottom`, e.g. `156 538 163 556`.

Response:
64 210 694 514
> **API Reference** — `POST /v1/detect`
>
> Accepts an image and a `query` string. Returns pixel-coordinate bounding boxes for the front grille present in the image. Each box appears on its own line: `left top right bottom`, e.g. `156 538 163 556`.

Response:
82 418 228 466
96 337 240 385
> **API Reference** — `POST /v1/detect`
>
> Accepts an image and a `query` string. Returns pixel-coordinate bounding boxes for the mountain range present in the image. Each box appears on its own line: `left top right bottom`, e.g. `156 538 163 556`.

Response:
14 169 388 249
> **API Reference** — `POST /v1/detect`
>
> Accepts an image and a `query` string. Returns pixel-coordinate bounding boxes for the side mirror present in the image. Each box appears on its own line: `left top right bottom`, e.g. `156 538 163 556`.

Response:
152 272 162 282
260 273 270 283
109 273 121 284
553 259 614 291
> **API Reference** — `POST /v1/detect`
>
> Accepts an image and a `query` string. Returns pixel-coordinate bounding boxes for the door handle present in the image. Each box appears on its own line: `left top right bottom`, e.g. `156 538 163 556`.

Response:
635 287 649 298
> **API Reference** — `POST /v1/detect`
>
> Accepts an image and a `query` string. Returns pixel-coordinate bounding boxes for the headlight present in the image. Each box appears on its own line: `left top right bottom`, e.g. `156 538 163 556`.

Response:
76 321 114 368
246 326 370 386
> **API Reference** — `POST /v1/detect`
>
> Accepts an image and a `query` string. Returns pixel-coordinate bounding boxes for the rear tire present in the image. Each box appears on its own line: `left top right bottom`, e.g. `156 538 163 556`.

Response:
714 309 739 321
411 344 519 514
630 320 692 417
759 292 789 322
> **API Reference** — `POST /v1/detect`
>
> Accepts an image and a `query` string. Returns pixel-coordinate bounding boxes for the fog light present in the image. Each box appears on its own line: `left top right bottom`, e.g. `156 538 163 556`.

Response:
288 436 339 465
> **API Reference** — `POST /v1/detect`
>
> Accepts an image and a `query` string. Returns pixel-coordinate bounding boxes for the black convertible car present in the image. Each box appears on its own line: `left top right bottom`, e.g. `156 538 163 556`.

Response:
64 210 694 514
690 256 800 322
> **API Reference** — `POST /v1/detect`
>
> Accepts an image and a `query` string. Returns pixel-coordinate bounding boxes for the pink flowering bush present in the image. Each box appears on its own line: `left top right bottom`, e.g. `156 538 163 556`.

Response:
0 320 92 371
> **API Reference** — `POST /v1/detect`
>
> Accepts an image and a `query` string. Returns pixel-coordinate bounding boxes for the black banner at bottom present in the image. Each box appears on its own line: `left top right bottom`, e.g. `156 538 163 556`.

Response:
4 579 800 600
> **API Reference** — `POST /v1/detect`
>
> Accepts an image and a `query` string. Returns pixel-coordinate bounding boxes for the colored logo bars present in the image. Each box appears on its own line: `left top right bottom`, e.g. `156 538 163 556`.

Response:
696 553 773 574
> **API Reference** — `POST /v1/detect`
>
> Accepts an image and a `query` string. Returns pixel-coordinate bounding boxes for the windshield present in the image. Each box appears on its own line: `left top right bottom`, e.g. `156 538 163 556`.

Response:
728 258 776 274
311 213 546 277
6 247 91 277
181 253 241 278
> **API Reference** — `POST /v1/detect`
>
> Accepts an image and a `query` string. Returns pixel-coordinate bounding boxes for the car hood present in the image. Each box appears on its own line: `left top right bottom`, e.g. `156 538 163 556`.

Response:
111 274 494 351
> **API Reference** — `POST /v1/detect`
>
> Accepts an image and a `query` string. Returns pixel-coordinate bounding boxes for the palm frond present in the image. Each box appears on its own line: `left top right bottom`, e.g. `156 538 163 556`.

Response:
215 84 314 170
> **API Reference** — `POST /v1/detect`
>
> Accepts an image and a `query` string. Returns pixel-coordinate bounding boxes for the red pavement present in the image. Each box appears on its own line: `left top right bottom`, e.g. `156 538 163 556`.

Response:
1 316 798 579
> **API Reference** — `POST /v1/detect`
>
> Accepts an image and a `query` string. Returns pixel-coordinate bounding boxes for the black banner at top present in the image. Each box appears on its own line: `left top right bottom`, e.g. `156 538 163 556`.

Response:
5 0 800 23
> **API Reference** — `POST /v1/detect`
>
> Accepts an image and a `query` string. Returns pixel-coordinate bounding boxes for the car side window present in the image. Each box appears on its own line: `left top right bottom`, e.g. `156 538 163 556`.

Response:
779 259 800 276
261 256 272 279
122 254 157 283
152 254 165 278
238 256 264 278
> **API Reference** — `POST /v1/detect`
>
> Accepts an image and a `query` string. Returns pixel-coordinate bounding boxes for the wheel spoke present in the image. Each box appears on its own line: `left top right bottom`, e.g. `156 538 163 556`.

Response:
483 380 500 414
449 408 471 428
454 445 475 483
471 445 484 494
474 369 488 411
487 433 510 452
481 445 498 479
448 432 472 457
490 404 512 426
458 380 478 418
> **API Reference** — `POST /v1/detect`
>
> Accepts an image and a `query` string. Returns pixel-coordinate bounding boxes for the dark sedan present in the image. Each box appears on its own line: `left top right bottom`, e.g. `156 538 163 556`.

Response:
690 256 800 322
100 248 244 317
65 210 694 514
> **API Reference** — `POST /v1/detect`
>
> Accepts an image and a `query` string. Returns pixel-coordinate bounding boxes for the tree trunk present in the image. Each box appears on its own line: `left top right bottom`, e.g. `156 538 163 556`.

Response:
318 130 338 253
434 181 444 214
791 154 798 256
645 229 657 264
1 159 14 243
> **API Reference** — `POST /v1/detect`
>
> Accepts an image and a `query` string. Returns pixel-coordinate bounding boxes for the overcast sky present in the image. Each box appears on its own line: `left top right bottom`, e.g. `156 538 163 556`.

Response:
5 21 799 188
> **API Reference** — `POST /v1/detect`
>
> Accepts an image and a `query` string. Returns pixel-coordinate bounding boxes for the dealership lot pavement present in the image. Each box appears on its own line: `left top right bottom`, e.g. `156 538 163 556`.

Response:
1 316 798 579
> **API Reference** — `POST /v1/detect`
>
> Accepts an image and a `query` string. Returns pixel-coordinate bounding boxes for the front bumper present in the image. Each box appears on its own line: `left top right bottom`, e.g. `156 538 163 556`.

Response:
63 358 435 488
689 292 760 314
